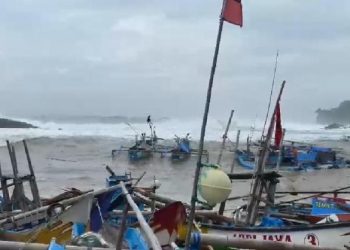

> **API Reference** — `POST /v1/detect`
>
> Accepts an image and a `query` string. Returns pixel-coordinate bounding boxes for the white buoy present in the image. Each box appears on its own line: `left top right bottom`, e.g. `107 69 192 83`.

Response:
198 167 232 206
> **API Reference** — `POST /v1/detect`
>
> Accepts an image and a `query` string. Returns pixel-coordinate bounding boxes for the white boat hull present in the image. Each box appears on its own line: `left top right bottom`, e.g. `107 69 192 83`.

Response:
204 222 350 248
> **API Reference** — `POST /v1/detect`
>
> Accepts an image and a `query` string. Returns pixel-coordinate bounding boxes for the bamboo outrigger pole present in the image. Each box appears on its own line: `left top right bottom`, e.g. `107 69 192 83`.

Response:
184 2 228 249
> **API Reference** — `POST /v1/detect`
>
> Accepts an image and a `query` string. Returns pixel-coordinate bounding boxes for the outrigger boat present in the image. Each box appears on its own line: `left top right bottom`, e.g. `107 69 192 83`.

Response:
169 134 192 161
185 78 350 249
112 116 209 162
0 166 169 250
0 141 163 249
112 116 160 161
158 134 209 162
161 0 350 244
127 133 156 161
236 143 350 171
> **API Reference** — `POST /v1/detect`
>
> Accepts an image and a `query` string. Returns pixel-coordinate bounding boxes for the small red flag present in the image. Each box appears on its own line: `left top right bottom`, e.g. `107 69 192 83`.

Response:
274 103 282 147
222 0 243 27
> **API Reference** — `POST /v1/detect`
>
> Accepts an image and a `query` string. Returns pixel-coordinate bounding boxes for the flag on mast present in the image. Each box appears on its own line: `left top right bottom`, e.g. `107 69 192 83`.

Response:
222 0 243 27
274 103 282 147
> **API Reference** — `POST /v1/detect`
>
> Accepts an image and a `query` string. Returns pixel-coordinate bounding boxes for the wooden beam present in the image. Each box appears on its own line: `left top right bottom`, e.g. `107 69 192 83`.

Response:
23 140 41 208
7 141 27 211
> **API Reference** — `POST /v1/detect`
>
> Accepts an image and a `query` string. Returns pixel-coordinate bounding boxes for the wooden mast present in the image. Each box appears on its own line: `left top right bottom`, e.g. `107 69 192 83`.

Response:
245 80 286 226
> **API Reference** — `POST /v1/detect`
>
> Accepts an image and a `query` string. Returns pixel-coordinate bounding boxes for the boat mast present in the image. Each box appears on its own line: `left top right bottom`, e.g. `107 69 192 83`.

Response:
184 1 228 248
217 109 235 215
245 80 286 226
217 109 235 164
262 50 279 138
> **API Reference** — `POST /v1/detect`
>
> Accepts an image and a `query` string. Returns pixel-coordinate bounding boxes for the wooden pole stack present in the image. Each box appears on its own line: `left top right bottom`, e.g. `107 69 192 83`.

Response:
0 140 41 212
245 81 286 226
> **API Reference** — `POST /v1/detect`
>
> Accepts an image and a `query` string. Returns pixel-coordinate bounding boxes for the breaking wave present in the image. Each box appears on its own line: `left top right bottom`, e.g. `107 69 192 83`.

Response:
0 115 348 146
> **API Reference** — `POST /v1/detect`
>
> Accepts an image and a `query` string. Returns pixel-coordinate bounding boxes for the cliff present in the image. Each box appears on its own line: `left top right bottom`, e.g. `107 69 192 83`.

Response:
0 118 37 128
316 100 350 124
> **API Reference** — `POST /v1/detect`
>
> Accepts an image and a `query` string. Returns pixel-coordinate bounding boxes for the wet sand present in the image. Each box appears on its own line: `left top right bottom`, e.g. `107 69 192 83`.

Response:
1 136 350 210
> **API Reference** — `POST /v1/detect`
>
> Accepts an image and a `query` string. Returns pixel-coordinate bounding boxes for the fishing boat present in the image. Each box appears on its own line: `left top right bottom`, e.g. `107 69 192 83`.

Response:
112 116 159 161
0 169 164 250
127 133 155 161
236 144 350 171
169 134 192 161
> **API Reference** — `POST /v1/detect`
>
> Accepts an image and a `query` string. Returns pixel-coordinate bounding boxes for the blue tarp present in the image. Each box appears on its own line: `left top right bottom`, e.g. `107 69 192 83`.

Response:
259 216 285 227
311 146 332 152
297 151 317 162
90 188 123 232
124 228 149 250
180 142 191 153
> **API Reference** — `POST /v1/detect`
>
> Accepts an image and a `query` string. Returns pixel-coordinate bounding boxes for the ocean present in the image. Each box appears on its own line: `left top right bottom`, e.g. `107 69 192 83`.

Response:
0 115 349 206
0 115 348 146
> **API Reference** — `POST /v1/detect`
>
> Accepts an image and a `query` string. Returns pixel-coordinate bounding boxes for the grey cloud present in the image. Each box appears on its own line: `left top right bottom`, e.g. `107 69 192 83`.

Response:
0 0 349 122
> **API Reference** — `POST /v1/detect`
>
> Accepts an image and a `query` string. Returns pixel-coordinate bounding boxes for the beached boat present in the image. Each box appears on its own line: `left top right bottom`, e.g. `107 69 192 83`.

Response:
0 177 162 250
236 144 349 171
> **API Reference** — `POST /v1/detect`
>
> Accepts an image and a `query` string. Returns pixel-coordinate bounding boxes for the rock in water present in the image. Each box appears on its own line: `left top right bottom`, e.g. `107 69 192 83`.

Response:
325 123 344 130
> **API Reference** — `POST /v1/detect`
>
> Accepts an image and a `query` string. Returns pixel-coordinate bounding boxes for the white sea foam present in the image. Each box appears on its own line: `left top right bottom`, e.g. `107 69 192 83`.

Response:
0 115 348 145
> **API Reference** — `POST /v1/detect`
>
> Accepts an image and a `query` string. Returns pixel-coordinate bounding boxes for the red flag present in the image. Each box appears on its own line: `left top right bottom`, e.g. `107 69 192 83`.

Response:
222 0 243 27
274 103 282 147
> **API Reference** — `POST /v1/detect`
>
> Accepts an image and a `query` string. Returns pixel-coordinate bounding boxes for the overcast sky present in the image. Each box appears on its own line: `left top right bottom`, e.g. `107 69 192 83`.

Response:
0 0 349 122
